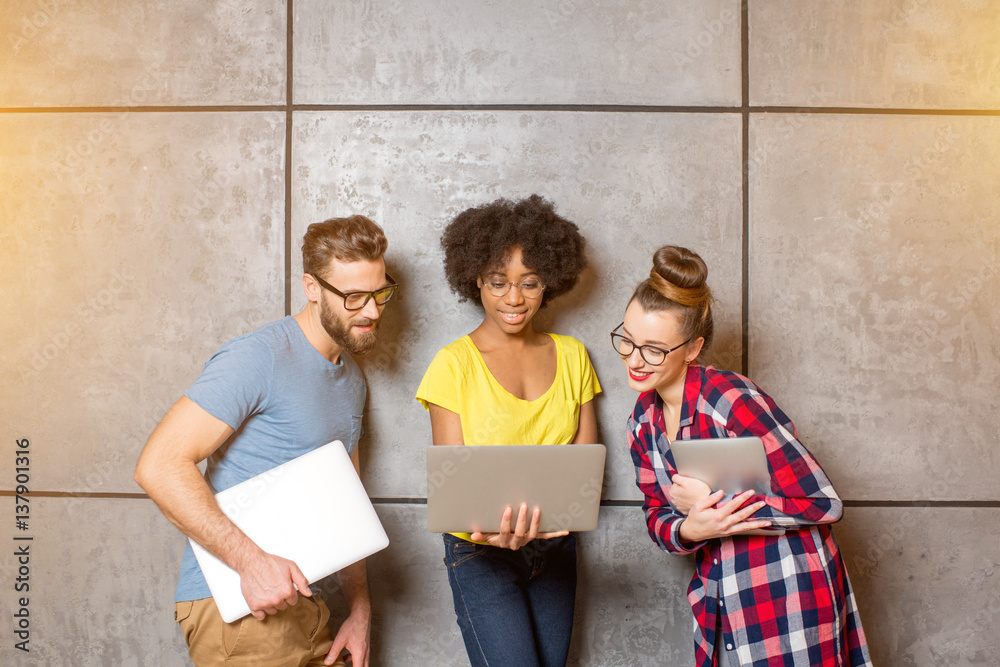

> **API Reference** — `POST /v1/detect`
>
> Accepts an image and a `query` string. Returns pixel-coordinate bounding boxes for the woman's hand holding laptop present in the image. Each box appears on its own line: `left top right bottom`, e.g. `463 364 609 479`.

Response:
677 490 771 544
669 474 713 515
671 474 771 542
469 503 570 550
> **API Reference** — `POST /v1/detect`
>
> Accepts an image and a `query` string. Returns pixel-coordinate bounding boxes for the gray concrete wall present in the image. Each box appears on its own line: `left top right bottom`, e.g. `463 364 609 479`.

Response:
1 1 998 664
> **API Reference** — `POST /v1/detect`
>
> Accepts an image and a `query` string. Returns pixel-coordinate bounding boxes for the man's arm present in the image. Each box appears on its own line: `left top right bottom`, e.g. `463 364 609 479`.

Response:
134 396 310 620
324 447 372 666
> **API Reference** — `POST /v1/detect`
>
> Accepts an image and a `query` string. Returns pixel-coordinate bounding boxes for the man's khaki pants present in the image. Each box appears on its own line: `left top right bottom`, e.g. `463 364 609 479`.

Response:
175 593 342 666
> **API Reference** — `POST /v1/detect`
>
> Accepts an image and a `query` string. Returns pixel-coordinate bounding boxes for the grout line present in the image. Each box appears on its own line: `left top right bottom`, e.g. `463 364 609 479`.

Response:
369 497 427 505
0 106 283 113
2 105 998 115
2 491 996 508
843 500 1000 508
601 500 643 508
284 0 294 316
0 491 148 499
292 104 743 113
741 0 750 377
751 106 1000 116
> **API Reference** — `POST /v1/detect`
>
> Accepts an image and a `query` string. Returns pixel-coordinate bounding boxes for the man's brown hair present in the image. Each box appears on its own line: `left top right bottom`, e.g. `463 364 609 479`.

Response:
302 215 388 275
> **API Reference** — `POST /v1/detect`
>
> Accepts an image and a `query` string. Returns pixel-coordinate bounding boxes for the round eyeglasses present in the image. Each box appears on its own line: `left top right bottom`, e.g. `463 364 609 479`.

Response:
610 322 690 366
481 275 545 299
310 272 398 310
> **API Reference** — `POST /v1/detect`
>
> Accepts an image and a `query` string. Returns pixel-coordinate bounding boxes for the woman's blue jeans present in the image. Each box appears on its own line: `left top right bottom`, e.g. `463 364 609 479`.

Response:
442 532 577 667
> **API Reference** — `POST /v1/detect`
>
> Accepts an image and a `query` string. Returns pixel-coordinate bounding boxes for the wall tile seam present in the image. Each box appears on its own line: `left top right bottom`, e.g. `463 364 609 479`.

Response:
3 492 999 509
750 106 1000 116
0 106 284 113
741 0 750 378
284 0 293 316
0 105 743 114
4 106 999 115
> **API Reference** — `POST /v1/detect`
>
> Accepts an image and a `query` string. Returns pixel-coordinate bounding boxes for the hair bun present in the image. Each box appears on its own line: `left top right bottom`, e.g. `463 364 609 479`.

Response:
648 246 710 308
652 246 708 288
629 245 715 353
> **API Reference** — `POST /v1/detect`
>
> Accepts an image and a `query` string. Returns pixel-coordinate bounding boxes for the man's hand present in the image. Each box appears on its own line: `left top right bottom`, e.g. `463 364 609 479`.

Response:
470 504 569 550
324 604 371 666
670 474 713 515
238 551 311 621
678 489 772 543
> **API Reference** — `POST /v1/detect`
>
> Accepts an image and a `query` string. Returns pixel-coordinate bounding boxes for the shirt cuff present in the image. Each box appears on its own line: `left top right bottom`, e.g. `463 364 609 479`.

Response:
671 517 707 554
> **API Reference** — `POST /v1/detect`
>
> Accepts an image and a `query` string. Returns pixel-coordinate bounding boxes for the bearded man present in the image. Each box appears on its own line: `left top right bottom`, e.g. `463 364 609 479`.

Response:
135 215 397 667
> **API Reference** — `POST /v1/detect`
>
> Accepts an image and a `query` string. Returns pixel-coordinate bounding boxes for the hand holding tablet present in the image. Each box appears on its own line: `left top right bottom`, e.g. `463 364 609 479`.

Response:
669 436 772 496
678 489 773 542
670 437 785 537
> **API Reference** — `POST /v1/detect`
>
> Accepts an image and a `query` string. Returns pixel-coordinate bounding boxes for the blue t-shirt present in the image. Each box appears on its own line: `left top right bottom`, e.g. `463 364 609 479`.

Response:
175 316 366 602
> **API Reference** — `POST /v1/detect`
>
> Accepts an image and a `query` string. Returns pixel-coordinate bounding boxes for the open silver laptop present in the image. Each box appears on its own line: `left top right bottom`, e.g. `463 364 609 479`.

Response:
426 444 606 533
190 440 389 622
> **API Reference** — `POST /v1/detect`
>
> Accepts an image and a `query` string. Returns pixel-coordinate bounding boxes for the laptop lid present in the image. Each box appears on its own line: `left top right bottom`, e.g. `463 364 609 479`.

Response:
426 444 606 534
189 440 389 623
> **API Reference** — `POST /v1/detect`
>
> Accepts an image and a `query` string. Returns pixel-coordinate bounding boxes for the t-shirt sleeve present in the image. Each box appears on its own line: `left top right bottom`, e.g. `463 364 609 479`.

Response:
569 336 601 403
415 346 463 414
184 335 274 430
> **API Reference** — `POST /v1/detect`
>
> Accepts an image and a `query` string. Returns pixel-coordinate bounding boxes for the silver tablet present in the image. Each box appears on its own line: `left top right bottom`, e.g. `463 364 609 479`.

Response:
426 444 606 533
669 436 771 495
669 436 784 536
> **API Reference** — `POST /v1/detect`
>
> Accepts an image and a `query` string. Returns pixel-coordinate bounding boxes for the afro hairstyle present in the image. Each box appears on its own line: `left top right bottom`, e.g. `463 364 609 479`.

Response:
441 195 587 307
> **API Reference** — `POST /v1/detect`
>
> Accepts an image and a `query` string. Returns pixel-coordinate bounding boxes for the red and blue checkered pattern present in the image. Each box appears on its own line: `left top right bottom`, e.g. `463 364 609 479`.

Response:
627 363 871 666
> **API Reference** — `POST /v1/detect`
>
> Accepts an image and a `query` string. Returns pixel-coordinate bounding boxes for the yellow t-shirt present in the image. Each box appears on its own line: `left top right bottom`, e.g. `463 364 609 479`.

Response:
416 333 601 445
416 333 602 541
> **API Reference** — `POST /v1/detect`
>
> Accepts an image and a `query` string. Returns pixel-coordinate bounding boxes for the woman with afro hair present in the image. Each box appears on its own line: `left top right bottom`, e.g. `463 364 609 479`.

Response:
416 195 601 667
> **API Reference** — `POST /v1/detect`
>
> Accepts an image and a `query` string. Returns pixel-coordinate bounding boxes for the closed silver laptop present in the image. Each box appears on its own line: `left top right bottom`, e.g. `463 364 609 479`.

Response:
190 440 389 622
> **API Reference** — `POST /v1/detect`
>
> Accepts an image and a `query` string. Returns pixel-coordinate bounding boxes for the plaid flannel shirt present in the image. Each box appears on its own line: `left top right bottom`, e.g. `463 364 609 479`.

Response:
627 363 871 667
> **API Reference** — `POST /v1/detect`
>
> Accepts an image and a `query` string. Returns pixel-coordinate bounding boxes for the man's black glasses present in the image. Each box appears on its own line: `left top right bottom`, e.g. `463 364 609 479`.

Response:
311 272 398 311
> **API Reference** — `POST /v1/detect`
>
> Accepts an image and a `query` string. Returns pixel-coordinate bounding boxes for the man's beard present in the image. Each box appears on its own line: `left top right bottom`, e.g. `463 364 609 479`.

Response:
320 298 380 356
